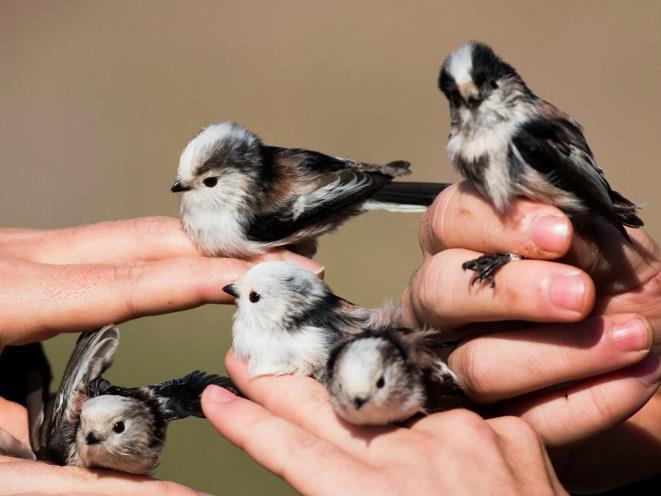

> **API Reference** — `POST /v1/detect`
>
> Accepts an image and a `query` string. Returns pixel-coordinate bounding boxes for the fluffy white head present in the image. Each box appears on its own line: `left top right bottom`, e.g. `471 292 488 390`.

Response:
328 335 424 425
228 262 334 378
76 395 160 474
173 122 265 256
229 262 327 330
176 122 258 183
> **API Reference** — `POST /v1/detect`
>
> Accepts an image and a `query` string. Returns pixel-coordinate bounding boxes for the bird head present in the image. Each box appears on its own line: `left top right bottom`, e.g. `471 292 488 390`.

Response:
224 261 330 335
77 395 160 474
171 122 263 211
327 331 424 425
438 42 524 114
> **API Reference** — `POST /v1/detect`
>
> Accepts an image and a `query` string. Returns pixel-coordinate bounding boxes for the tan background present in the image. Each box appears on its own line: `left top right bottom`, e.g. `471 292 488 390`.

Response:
2 1 660 494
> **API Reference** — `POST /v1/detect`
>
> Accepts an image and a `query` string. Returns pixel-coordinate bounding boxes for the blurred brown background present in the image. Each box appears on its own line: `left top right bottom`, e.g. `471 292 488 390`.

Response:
1 1 659 494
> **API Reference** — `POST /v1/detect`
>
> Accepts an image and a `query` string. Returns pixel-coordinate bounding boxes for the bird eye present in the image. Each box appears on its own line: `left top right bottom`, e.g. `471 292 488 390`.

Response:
248 291 261 303
112 421 125 434
488 78 499 90
203 177 218 188
376 377 385 389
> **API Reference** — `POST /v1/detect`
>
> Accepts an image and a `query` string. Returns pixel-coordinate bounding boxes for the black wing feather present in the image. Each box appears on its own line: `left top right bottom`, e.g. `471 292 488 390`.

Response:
512 118 642 240
104 371 241 422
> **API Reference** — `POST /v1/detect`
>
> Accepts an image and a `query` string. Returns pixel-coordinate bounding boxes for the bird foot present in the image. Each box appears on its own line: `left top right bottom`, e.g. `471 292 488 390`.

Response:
462 253 521 288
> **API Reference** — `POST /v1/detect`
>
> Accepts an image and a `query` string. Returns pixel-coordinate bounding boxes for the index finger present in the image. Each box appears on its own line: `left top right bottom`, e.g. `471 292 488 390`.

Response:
420 181 573 259
0 217 199 264
202 385 378 495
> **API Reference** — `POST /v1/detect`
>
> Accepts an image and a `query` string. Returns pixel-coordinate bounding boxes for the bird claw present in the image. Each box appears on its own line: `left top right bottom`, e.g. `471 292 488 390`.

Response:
462 253 519 288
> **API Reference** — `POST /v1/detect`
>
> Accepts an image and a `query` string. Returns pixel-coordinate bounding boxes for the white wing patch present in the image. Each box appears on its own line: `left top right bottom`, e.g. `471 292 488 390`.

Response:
292 172 371 220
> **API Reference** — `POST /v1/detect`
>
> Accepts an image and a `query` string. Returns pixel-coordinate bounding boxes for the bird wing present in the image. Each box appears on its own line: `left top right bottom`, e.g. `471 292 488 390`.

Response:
245 147 410 243
511 117 635 239
36 325 119 464
106 371 240 422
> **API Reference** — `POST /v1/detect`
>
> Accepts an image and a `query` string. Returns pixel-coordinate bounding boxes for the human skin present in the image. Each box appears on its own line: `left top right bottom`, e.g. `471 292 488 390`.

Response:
403 181 661 491
0 216 322 495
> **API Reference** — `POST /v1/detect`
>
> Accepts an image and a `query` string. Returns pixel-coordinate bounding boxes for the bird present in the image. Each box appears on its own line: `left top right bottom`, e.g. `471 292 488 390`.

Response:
171 122 449 258
438 42 643 286
28 325 239 474
326 327 469 425
223 261 401 382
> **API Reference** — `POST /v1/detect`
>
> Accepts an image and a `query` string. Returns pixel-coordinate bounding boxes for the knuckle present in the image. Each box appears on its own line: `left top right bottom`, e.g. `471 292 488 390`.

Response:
586 386 616 425
410 255 450 320
449 342 499 402
494 415 539 441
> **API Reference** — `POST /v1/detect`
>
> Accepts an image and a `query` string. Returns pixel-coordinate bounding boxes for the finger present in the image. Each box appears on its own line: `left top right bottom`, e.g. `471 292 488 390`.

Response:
449 314 655 403
506 353 661 448
487 417 566 495
202 385 378 495
0 217 199 264
561 217 661 293
0 457 207 496
224 351 390 457
0 257 249 345
0 397 29 445
405 248 594 329
0 217 326 274
420 181 573 259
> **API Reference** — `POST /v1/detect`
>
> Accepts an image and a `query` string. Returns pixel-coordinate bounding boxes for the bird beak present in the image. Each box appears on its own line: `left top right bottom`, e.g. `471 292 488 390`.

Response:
458 82 482 109
85 432 101 445
353 396 367 410
223 284 239 298
170 180 191 193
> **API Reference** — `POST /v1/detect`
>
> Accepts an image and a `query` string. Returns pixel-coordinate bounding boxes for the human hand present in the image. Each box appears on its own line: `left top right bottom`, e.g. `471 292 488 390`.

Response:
0 216 322 348
0 397 211 496
401 181 660 488
202 352 567 496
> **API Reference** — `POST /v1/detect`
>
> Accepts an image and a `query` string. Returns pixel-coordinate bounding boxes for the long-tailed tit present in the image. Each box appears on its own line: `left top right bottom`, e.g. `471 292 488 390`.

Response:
223 261 400 381
326 327 469 425
29 325 238 474
172 122 449 257
438 42 643 285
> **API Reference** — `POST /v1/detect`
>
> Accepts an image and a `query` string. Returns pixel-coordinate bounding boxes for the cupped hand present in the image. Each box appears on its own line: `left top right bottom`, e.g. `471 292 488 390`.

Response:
402 181 661 489
0 216 322 348
202 352 567 496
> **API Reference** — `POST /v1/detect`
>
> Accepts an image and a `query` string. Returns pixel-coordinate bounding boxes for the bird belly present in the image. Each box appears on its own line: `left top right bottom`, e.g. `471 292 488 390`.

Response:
181 203 266 257
233 319 331 378
449 125 514 212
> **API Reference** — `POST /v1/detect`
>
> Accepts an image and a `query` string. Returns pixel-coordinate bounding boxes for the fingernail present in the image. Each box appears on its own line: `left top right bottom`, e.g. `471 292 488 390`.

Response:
611 318 650 352
204 385 236 404
633 353 661 387
549 271 586 312
532 215 571 253
282 251 325 275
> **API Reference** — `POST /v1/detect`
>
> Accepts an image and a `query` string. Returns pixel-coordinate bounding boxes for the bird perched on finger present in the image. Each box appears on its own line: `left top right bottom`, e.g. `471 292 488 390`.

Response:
223 261 401 381
438 42 643 286
326 327 469 425
171 122 449 257
30 325 239 474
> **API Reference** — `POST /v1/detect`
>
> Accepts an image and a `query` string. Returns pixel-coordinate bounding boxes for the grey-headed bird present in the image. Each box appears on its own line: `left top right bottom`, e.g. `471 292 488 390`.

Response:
172 122 449 257
326 327 469 425
29 325 238 474
223 261 400 381
438 42 643 285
